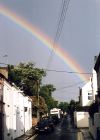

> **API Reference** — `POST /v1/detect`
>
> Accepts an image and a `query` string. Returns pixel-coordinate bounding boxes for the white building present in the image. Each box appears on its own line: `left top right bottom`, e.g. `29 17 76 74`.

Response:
79 69 97 107
80 79 93 106
75 69 98 128
0 74 32 140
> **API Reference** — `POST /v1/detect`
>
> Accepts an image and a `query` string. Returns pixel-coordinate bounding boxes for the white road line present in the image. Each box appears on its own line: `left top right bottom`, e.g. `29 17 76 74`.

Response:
28 134 38 140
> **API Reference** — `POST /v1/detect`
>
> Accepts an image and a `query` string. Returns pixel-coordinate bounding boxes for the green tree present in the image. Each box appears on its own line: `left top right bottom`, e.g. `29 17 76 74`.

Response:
40 84 57 110
8 62 46 96
30 96 48 117
58 102 69 113
8 62 58 114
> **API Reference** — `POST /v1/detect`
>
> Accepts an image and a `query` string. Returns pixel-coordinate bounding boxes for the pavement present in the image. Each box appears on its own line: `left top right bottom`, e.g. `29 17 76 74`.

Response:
14 126 36 140
80 128 94 140
15 126 94 140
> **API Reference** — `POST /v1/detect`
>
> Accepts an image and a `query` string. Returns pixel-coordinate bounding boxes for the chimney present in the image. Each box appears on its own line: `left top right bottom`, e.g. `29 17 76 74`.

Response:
94 56 98 65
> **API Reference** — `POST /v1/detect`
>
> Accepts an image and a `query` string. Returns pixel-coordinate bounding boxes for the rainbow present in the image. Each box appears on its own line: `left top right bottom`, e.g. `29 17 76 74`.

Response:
0 4 89 81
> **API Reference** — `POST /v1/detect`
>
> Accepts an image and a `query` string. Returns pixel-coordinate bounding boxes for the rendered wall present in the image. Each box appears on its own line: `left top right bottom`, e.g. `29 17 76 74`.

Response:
89 113 100 140
81 81 93 106
74 111 89 128
3 80 32 140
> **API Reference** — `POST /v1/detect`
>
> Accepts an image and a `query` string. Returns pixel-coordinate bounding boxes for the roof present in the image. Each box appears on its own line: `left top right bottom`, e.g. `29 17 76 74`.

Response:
0 73 8 81
0 67 8 79
0 73 16 87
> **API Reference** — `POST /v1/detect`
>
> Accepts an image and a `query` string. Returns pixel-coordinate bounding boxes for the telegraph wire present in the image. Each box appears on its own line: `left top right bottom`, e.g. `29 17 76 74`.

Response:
56 81 85 91
46 0 70 69
0 62 92 75
45 69 92 75
54 0 70 44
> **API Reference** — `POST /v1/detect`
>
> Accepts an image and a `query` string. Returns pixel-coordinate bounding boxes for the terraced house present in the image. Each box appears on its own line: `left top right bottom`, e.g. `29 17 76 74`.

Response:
0 68 32 140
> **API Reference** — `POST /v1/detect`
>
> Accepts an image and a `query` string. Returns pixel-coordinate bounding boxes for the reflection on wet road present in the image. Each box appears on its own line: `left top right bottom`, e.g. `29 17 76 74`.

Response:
34 116 83 140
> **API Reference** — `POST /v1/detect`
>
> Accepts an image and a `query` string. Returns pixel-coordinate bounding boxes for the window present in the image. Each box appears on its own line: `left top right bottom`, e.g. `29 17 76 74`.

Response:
88 93 93 100
88 93 92 95
24 107 27 112
88 96 93 100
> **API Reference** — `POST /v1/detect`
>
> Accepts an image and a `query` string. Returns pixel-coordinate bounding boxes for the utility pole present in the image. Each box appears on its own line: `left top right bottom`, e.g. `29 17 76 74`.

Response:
36 80 40 121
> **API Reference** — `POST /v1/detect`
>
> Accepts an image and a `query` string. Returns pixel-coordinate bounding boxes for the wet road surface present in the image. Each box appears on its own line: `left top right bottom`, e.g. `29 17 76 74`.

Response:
34 116 83 140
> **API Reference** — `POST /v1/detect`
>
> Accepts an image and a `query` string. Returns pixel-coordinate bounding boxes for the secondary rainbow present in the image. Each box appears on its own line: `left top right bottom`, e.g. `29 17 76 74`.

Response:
0 5 89 81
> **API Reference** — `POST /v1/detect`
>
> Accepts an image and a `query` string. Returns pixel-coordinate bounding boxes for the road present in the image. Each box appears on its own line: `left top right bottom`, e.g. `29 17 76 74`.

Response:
33 116 83 140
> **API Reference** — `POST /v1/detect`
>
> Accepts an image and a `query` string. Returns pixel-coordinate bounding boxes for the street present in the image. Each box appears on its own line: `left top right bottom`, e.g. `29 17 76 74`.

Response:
33 116 83 140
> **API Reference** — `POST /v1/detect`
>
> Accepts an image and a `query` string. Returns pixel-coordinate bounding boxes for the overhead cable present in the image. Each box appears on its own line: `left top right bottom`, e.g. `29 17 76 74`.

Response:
46 0 70 69
56 81 85 91
45 69 92 75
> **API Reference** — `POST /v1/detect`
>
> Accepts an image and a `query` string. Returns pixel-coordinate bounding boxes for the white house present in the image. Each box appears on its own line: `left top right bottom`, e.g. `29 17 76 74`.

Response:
79 69 97 107
75 69 98 128
0 73 32 140
80 79 92 106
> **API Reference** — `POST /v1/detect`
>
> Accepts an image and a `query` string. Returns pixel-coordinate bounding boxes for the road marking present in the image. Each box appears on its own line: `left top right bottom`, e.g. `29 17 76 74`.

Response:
28 134 38 140
77 132 83 140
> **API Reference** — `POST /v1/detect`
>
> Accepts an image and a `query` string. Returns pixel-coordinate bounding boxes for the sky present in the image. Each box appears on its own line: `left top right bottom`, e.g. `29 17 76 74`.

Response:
0 0 100 102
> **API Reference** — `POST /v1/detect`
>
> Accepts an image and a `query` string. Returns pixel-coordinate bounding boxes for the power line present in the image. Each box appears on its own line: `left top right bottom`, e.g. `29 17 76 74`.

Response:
54 0 70 44
45 69 92 75
56 81 85 91
46 0 70 69
0 62 92 75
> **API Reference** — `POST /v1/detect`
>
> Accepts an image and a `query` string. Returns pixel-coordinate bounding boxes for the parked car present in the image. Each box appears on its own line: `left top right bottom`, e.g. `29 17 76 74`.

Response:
48 117 54 130
51 115 60 125
35 118 54 133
